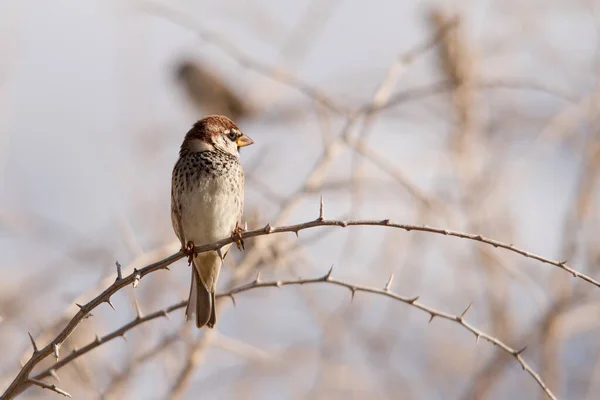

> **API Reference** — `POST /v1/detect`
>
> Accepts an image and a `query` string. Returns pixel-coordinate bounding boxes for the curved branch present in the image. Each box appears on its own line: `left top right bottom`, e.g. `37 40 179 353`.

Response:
3 216 590 398
33 271 555 399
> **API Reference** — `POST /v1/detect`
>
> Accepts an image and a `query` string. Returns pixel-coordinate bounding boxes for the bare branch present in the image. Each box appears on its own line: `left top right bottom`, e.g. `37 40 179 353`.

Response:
31 301 186 384
27 379 71 398
30 273 555 400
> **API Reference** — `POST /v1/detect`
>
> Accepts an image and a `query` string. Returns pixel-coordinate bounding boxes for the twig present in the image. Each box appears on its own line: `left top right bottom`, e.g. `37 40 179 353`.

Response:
30 272 555 400
31 303 185 384
17 242 180 366
26 379 71 398
373 79 576 114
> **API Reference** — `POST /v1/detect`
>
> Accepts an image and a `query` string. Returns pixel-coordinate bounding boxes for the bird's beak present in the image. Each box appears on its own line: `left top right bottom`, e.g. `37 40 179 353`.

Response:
236 134 254 148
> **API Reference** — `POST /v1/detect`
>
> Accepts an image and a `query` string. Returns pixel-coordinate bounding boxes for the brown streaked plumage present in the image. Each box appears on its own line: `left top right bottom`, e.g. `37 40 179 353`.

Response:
171 115 253 328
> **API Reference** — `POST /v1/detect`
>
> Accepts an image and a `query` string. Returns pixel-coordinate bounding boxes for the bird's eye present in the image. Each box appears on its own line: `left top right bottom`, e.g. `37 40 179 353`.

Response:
227 131 237 141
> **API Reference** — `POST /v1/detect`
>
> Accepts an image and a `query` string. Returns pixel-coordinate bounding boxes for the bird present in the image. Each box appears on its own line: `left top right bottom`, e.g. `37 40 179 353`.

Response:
175 60 251 120
171 115 254 328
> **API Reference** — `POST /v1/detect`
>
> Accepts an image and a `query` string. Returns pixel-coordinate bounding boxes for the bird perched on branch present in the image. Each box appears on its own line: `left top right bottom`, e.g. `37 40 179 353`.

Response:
171 116 254 328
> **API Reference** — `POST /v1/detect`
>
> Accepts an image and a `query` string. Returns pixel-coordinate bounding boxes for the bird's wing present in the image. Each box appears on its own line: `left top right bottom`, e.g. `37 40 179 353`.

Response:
171 182 185 248
238 169 245 225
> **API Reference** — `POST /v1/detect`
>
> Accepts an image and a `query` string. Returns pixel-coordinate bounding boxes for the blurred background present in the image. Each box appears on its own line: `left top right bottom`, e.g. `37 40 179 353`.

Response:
1 0 600 399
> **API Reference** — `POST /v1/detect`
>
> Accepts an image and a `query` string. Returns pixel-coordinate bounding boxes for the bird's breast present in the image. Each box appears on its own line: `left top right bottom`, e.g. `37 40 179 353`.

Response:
177 161 243 246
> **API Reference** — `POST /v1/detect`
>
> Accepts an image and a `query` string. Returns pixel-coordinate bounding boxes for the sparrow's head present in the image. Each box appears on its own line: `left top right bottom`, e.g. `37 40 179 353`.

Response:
180 115 253 157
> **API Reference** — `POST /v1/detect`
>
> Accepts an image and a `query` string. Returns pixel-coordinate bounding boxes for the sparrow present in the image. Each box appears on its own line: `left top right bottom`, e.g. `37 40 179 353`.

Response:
171 115 254 328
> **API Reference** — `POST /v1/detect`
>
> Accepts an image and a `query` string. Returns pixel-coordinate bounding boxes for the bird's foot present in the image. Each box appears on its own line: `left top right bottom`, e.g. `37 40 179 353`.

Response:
185 241 198 266
231 223 245 251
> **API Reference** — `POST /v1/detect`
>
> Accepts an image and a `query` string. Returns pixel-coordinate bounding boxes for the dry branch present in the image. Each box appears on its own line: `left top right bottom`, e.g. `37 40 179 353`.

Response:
29 272 556 400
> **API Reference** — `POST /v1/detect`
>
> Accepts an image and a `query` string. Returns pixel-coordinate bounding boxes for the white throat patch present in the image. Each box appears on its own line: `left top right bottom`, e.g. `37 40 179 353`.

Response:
188 139 215 152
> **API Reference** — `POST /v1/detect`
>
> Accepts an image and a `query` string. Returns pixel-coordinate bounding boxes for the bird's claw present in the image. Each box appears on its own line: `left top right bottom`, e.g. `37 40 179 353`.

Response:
232 223 245 251
185 241 198 266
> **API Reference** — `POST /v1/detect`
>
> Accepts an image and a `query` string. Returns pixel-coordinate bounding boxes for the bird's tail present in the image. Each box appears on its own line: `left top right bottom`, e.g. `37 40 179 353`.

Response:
185 252 221 328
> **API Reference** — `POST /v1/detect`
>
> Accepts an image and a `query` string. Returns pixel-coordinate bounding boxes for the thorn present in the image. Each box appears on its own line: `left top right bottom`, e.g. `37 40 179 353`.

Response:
161 310 170 319
325 265 334 280
254 271 261 284
559 260 567 266
134 296 144 319
49 369 60 382
475 334 480 344
294 230 299 238
275 280 282 287
216 247 224 261
28 332 38 353
75 303 92 319
52 385 71 398
133 268 141 288
53 343 60 361
428 314 436 323
121 334 127 342
516 346 527 356
460 303 472 320
243 221 248 231
384 273 395 291
106 298 116 311
350 287 356 302
115 261 123 281
95 334 102 344
56 388 71 398
318 195 324 221
164 265 170 271
339 221 348 227
474 235 482 240
408 296 419 304
227 294 237 307
382 219 390 225
442 230 449 235
263 223 273 233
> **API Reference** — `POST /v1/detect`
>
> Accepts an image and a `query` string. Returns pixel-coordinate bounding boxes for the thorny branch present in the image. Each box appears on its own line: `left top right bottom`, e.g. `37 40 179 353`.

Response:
24 271 555 400
2 211 594 399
